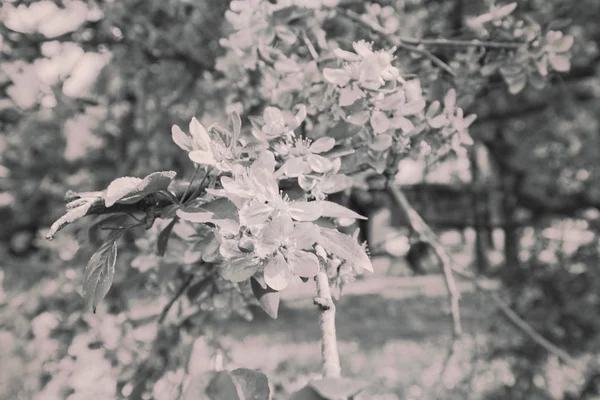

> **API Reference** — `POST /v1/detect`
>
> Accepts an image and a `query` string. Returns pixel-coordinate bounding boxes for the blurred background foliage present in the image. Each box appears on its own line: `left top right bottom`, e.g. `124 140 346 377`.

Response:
0 0 599 399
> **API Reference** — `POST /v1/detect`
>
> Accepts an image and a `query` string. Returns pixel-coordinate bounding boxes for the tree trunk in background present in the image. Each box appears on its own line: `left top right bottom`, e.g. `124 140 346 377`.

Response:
470 146 490 274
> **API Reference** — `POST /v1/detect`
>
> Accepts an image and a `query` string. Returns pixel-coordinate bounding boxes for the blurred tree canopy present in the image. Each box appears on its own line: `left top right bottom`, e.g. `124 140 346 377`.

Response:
1 0 600 399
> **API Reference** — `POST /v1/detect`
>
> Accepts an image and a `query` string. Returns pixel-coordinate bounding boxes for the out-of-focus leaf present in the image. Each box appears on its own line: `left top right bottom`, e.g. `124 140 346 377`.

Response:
206 371 241 400
82 237 118 313
230 368 272 399
157 219 177 256
289 386 326 400
309 378 371 399
251 277 280 319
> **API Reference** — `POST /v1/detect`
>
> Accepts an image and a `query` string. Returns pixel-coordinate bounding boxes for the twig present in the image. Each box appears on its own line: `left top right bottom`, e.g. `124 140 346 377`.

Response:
399 37 524 49
158 274 195 323
387 182 462 337
451 266 580 369
314 271 341 378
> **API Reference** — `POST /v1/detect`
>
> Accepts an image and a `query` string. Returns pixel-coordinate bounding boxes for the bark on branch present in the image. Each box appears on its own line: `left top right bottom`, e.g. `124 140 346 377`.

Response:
314 270 342 378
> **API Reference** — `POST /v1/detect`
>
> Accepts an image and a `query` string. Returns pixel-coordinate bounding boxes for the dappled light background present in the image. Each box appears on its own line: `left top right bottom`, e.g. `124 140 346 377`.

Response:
1 0 600 399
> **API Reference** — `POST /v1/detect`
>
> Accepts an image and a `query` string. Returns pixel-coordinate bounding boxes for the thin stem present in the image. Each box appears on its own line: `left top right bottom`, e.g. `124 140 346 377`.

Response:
314 270 341 378
158 274 194 323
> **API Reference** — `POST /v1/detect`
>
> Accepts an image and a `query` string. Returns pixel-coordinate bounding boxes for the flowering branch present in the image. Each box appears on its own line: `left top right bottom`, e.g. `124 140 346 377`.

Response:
336 8 457 76
314 270 342 378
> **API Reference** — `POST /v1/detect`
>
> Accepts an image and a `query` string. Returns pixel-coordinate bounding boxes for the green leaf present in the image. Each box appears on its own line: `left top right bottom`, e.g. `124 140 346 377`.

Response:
104 171 177 207
319 201 367 220
82 237 118 313
317 228 373 273
327 120 363 139
368 134 392 151
290 386 326 400
157 219 177 256
230 368 272 400
288 201 322 221
206 371 242 400
251 277 280 319
309 378 371 399
46 200 94 240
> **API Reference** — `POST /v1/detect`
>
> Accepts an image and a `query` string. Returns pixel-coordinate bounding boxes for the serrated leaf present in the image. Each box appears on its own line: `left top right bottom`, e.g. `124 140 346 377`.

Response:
317 228 373 272
309 378 371 399
82 238 118 313
104 177 143 207
206 371 242 400
157 219 177 256
319 201 367 220
104 171 177 207
251 277 280 319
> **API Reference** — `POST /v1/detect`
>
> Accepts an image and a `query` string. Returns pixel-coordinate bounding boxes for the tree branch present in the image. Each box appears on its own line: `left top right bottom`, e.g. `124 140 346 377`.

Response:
387 182 462 337
450 266 580 369
314 270 342 378
387 183 580 368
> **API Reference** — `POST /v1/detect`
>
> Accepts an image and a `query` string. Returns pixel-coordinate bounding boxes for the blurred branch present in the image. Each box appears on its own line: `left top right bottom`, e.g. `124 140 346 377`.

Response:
387 184 580 368
387 182 463 338
158 274 194 324
451 266 581 369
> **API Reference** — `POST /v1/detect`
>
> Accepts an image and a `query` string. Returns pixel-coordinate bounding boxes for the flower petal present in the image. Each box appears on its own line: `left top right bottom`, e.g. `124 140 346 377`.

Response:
189 150 217 166
221 257 261 283
309 137 335 153
171 125 192 151
262 214 294 244
307 154 333 173
189 117 211 150
264 252 291 291
240 202 273 227
287 250 320 278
